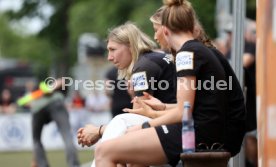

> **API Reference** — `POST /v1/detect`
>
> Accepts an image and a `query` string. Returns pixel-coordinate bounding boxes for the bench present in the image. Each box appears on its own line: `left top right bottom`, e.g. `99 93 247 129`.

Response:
180 152 231 167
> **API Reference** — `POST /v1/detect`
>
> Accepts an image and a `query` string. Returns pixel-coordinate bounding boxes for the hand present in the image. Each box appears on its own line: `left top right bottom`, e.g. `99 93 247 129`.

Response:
77 128 85 147
127 80 135 98
142 92 165 111
123 97 156 118
77 124 101 147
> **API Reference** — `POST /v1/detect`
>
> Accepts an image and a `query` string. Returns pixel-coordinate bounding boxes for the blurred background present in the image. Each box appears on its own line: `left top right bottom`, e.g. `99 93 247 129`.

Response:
0 0 256 80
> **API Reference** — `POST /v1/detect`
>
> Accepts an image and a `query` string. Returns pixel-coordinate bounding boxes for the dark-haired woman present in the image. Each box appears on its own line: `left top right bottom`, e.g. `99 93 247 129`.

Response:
94 1 229 166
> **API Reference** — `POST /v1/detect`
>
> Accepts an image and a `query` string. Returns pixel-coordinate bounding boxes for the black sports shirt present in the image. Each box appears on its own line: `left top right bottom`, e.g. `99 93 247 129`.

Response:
175 39 227 147
131 51 176 103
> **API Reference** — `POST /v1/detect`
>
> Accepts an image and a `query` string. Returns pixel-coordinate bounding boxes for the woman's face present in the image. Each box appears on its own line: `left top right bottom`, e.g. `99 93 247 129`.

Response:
153 23 169 50
161 26 175 50
107 40 132 70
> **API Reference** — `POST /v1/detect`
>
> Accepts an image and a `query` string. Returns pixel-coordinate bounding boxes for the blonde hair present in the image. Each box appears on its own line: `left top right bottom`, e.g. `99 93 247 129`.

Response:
107 22 157 80
162 0 195 33
150 6 166 25
151 4 214 48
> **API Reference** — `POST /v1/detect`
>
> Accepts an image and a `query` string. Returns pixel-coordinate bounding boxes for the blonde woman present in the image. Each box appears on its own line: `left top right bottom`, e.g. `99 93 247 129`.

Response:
77 22 176 167
94 0 232 166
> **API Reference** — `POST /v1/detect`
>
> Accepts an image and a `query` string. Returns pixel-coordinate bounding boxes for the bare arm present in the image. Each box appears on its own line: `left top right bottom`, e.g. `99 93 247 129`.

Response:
125 76 195 126
142 92 177 110
243 53 255 68
146 76 195 127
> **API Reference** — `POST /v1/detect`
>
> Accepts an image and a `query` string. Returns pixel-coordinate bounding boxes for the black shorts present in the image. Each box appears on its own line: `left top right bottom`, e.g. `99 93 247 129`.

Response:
155 123 182 167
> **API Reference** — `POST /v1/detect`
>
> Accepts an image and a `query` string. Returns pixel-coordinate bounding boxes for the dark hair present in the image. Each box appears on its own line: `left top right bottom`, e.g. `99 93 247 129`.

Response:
151 3 214 48
194 20 215 48
162 0 195 33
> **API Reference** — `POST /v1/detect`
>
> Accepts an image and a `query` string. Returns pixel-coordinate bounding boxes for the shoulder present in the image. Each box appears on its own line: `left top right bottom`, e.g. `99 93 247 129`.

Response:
180 39 208 53
140 51 165 62
138 51 173 68
142 51 172 68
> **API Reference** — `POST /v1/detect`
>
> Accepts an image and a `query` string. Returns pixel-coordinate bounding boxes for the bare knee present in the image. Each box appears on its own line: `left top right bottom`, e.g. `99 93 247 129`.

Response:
95 141 112 163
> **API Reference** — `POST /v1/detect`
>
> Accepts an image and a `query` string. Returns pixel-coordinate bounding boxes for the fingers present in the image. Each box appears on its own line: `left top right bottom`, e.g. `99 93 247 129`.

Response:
123 108 142 114
77 127 92 147
131 97 150 110
135 97 148 108
143 99 152 106
77 127 84 134
128 80 134 90
77 135 84 146
79 135 93 147
127 80 135 97
143 92 152 99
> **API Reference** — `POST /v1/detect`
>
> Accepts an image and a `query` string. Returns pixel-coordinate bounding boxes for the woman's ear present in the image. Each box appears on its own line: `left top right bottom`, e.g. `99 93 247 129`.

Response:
162 26 170 44
162 26 169 36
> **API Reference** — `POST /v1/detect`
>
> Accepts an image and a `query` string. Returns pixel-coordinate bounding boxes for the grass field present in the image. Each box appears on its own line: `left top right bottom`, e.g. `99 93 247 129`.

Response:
0 149 93 167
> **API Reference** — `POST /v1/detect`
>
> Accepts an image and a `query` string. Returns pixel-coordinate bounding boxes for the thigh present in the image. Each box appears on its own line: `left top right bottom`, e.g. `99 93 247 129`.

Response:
114 113 151 127
98 128 167 166
102 113 151 141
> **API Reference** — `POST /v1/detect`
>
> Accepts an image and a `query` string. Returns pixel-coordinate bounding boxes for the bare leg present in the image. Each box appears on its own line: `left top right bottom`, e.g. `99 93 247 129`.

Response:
31 158 38 167
91 113 151 167
95 128 167 167
245 135 258 167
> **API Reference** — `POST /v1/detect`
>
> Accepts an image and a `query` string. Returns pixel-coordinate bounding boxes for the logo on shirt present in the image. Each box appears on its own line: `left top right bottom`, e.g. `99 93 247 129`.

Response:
163 54 172 64
131 71 149 91
176 51 194 72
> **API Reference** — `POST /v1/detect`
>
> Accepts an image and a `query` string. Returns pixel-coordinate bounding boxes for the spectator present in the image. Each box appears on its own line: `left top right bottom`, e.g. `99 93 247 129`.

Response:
66 90 87 137
224 18 257 167
243 20 257 167
69 90 85 110
77 22 177 167
0 88 16 114
85 90 110 113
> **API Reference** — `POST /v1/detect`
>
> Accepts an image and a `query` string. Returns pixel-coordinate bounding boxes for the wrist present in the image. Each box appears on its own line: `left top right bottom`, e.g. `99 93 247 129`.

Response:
163 103 166 110
159 103 166 111
141 121 151 129
149 110 157 118
98 125 104 138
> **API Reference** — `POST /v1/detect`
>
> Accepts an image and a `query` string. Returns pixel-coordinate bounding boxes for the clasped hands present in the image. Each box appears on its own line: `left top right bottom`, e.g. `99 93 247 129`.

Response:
123 92 165 117
77 92 165 147
77 124 101 147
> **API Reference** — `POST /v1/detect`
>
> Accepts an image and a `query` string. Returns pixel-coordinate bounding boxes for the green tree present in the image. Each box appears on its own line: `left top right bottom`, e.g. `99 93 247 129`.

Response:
69 0 161 63
3 0 238 77
0 14 51 74
6 0 74 77
247 0 256 20
191 0 217 38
